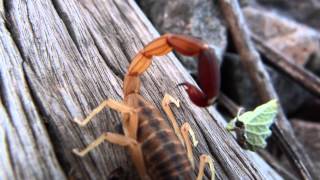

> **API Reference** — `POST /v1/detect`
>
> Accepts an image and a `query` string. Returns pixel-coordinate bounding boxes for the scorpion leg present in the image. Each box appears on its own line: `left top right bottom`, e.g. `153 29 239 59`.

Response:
73 132 149 180
161 93 184 145
73 99 136 127
181 123 198 169
181 123 215 180
161 94 199 170
72 132 137 156
73 101 149 179
196 154 215 180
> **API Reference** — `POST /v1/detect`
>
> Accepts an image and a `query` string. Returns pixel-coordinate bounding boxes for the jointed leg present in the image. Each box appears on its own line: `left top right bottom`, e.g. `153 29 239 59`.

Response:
161 94 215 179
73 99 147 178
73 99 136 127
73 132 149 179
181 123 215 180
128 142 150 180
181 123 199 168
122 112 139 140
72 132 136 156
161 93 184 145
162 94 199 168
196 154 215 180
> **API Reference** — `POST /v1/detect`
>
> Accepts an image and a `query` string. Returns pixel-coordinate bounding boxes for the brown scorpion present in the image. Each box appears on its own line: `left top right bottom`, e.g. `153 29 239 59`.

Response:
72 34 220 180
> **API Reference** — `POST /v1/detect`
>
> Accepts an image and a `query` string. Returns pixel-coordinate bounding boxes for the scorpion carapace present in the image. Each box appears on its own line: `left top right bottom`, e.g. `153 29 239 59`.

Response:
72 34 216 180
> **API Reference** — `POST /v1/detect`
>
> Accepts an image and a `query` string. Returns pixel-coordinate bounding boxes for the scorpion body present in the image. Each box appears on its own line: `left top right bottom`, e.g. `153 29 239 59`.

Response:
126 94 192 179
72 34 220 180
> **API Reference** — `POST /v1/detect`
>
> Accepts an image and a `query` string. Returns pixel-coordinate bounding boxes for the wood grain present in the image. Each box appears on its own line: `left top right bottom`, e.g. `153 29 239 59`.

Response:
0 4 66 179
0 0 281 179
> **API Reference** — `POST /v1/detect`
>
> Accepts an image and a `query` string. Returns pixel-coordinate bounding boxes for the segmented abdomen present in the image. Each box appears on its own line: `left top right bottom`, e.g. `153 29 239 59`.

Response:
137 107 192 180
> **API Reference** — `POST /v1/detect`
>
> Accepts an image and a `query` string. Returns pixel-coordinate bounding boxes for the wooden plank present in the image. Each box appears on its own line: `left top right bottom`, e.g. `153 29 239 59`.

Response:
0 5 66 180
1 0 282 179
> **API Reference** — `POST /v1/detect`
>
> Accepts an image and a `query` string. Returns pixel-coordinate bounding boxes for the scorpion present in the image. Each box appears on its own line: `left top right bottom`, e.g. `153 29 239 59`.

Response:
72 34 220 180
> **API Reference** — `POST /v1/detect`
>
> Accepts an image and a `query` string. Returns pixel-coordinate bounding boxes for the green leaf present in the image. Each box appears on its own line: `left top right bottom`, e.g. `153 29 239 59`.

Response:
226 99 278 150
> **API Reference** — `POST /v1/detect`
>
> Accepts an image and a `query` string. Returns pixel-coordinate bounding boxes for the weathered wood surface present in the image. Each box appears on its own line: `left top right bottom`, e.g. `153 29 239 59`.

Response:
0 2 66 179
0 0 281 179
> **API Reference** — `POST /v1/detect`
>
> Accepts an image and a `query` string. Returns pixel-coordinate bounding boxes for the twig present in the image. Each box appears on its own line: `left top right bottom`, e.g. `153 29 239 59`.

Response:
252 34 320 97
219 0 317 179
218 94 299 180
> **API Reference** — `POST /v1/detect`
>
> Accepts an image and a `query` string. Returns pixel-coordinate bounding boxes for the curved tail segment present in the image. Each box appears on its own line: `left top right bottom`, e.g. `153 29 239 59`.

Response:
124 34 220 107
178 47 220 107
